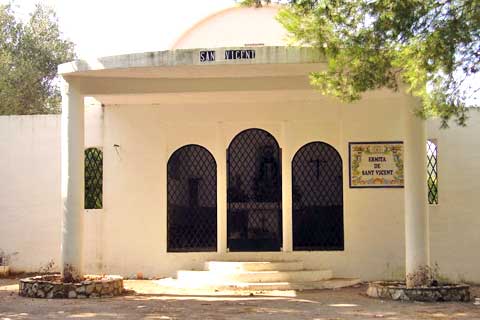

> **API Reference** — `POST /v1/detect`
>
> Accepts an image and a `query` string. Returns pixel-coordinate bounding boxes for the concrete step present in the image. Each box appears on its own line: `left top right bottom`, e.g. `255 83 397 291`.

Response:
176 269 333 284
156 277 361 291
206 261 304 272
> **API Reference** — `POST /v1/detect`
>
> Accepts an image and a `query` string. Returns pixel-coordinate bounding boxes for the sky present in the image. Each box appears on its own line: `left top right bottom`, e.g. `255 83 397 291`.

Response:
2 0 235 58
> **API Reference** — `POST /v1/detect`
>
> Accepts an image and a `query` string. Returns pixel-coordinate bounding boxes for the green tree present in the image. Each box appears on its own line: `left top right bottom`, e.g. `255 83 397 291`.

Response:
243 0 479 127
0 3 75 115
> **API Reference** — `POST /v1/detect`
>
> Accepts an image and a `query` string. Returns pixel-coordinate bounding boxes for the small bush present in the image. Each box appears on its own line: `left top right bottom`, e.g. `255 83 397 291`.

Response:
407 263 440 287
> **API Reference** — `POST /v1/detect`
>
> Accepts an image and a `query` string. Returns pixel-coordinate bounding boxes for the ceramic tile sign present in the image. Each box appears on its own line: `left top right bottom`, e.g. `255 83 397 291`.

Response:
349 141 404 188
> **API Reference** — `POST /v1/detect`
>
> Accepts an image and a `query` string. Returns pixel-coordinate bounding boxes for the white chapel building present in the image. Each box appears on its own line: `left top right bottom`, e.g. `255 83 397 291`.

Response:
1 5 479 284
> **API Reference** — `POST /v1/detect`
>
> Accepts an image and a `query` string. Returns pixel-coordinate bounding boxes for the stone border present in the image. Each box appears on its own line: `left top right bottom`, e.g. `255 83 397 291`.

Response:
19 274 124 299
367 281 470 302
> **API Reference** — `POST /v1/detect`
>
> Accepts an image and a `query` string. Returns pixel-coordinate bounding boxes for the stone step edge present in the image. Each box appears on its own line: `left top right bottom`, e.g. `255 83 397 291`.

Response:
177 269 333 282
205 261 304 272
206 260 303 263
155 277 361 291
223 278 362 290
179 269 330 275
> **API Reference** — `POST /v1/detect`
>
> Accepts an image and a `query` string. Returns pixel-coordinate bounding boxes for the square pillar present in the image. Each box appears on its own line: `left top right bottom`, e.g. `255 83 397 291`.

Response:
61 79 85 282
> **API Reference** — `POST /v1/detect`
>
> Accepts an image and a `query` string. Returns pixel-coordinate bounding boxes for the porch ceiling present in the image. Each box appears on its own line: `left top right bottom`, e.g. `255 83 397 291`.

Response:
94 89 321 105
67 75 314 97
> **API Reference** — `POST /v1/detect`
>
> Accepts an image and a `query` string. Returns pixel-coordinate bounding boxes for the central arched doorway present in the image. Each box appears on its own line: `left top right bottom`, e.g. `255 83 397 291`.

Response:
227 128 282 251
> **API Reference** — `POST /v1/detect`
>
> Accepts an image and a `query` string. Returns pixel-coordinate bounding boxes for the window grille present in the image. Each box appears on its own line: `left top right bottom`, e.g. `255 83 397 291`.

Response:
292 142 344 251
167 145 217 252
85 147 103 209
427 139 438 204
227 128 282 252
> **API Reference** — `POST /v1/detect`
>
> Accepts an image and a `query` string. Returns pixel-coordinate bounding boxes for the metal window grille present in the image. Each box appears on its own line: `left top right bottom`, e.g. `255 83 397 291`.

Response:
292 142 344 251
227 128 282 252
427 139 438 205
167 145 217 252
85 148 103 209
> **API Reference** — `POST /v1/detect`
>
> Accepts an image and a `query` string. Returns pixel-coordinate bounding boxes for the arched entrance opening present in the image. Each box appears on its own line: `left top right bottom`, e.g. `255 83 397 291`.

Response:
292 142 344 250
227 128 282 251
167 144 217 252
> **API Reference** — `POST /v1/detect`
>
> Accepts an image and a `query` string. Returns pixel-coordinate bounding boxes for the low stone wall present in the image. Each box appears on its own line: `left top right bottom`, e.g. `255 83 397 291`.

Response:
367 281 470 302
19 275 124 299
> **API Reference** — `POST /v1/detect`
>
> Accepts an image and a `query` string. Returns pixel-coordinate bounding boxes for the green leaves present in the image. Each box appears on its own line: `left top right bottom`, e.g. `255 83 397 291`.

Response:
238 0 272 7
277 0 480 127
0 4 75 115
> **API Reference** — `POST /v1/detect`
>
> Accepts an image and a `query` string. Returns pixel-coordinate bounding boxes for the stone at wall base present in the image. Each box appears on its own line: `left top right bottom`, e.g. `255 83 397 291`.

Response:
367 281 470 302
19 274 124 299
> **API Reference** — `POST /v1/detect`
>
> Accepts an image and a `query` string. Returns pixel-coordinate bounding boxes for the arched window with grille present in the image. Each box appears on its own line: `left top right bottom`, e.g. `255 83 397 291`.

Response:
167 144 217 252
292 142 344 251
85 147 103 209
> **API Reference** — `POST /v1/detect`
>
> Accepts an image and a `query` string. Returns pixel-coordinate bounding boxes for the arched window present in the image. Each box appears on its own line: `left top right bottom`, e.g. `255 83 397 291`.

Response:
85 147 103 209
227 128 282 252
292 142 343 250
167 144 217 252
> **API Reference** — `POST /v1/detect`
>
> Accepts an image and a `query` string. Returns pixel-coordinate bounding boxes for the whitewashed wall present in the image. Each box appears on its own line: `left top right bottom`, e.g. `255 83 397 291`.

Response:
1 101 479 283
428 109 480 283
99 88 407 281
0 100 103 273
0 115 61 272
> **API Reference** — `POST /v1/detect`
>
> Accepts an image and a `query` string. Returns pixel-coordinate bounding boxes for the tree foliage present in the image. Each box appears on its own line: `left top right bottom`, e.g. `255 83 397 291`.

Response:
239 0 268 7
0 3 75 115
245 0 479 127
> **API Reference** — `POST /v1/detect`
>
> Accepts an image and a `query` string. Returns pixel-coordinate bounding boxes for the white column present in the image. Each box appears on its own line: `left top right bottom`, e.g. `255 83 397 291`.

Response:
61 80 85 282
281 121 293 252
404 103 429 287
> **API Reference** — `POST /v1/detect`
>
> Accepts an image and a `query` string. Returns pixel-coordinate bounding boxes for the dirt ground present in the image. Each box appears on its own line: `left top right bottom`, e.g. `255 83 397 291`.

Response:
1 278 480 320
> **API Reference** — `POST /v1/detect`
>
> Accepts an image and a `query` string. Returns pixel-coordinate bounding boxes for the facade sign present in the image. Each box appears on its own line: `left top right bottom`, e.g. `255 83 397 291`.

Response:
224 49 256 60
199 50 216 62
349 141 404 188
199 49 256 62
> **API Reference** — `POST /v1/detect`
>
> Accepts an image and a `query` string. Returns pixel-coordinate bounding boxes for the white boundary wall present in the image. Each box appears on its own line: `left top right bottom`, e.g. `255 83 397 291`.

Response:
0 115 61 272
0 100 103 273
427 109 480 283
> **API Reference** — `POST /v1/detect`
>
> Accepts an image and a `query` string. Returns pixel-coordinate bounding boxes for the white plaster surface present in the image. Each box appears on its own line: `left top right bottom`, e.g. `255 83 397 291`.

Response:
98 86 407 281
1 99 479 282
0 101 103 273
427 109 480 283
0 115 62 272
